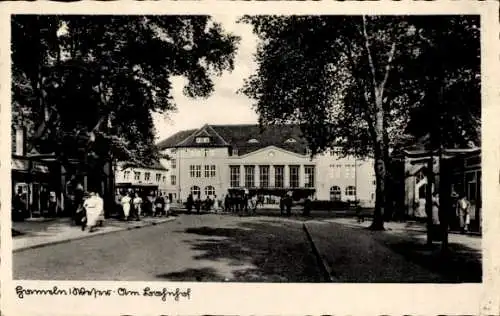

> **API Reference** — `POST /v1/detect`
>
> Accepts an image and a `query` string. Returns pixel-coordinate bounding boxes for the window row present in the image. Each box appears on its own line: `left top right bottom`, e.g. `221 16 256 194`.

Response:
329 185 357 201
330 164 357 179
229 165 315 188
123 170 166 183
189 165 217 178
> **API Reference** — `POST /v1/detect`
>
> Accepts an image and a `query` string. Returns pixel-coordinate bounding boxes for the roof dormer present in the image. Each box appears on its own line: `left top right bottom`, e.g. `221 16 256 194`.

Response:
195 136 210 144
284 138 297 143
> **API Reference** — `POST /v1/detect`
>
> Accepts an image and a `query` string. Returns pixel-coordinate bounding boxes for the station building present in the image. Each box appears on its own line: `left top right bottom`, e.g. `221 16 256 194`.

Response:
157 124 376 207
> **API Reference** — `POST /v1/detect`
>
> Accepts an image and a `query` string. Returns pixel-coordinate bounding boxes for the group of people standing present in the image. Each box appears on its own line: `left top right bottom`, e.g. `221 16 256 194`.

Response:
184 191 258 215
222 191 259 215
185 193 223 213
183 190 311 217
431 190 472 234
119 191 170 221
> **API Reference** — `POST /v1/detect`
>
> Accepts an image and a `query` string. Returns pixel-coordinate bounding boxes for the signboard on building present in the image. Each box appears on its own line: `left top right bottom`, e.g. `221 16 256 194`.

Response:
11 158 29 171
32 161 50 173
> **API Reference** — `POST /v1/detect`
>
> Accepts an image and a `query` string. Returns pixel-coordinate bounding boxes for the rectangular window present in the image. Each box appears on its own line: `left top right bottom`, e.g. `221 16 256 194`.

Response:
274 166 284 188
204 165 216 177
155 173 161 182
144 172 151 181
171 175 176 186
259 165 270 188
190 165 202 178
289 165 299 188
245 165 255 188
123 170 130 180
304 165 315 188
134 171 140 181
162 176 166 183
230 166 240 188
171 159 176 169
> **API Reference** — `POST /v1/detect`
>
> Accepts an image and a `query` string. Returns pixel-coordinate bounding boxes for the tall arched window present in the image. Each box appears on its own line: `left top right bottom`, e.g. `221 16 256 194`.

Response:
345 186 356 197
190 186 200 198
205 185 215 197
330 186 341 201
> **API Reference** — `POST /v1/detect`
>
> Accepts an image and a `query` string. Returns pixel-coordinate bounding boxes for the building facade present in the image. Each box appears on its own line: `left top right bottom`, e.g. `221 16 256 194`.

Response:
158 124 376 207
114 161 169 197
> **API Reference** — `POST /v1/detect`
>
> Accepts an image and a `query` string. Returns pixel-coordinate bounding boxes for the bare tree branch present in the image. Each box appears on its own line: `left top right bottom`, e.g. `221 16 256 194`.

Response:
362 16 378 93
379 41 397 99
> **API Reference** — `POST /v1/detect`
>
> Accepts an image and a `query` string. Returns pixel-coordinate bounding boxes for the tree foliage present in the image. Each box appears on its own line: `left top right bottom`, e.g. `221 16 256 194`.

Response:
241 15 480 229
12 15 239 168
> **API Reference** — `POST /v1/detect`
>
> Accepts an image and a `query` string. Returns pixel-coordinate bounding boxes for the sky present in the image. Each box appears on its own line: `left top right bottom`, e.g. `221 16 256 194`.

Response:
152 15 259 142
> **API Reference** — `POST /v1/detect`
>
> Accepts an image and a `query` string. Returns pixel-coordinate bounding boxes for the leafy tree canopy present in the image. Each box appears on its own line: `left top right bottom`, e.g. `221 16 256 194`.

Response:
12 15 240 167
240 15 480 157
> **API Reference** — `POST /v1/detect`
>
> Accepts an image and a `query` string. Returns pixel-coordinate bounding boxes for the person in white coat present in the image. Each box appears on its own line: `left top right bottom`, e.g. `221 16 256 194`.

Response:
213 195 220 213
83 192 103 233
164 195 171 217
121 192 132 221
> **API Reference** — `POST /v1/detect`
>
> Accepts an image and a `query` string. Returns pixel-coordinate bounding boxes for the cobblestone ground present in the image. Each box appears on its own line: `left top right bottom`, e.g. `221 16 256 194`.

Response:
14 214 322 282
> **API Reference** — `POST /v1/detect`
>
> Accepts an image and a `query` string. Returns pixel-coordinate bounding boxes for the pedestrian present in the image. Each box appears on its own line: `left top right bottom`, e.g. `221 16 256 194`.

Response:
249 194 257 215
186 193 194 213
286 191 293 216
147 192 155 216
279 195 285 216
83 191 102 233
95 192 105 227
164 195 171 217
457 192 470 233
12 187 27 221
77 192 89 230
48 189 58 218
121 192 132 221
195 196 201 213
450 190 459 230
74 178 85 217
133 192 143 221
154 193 165 217
432 191 440 225
40 186 49 216
213 194 220 213
224 194 230 213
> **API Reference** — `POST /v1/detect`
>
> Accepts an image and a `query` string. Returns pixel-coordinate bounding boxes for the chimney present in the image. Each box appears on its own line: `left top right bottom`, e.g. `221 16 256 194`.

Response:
15 126 26 156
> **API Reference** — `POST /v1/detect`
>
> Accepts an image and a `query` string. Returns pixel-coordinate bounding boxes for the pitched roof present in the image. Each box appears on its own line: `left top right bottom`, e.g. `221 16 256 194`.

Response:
156 129 197 150
118 160 167 171
176 124 230 148
157 124 309 155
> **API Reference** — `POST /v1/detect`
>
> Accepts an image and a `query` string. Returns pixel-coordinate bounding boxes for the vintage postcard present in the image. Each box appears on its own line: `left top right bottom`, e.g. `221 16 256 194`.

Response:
1 1 499 315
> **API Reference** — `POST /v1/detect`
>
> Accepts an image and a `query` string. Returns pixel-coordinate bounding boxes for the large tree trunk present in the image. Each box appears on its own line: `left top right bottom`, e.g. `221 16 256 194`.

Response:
369 99 386 231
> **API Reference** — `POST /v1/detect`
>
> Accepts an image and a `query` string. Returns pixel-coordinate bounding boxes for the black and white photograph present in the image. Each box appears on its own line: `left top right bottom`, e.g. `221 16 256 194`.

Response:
1 2 499 315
